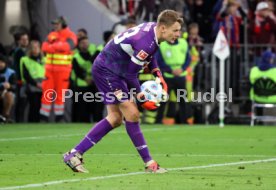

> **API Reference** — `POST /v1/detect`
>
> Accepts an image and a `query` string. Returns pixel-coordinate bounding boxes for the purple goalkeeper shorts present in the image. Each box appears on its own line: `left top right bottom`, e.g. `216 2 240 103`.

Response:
92 64 138 105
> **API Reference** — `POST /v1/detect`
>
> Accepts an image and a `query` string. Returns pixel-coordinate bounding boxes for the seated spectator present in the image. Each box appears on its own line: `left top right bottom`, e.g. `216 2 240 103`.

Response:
250 50 276 103
0 54 16 123
20 40 45 122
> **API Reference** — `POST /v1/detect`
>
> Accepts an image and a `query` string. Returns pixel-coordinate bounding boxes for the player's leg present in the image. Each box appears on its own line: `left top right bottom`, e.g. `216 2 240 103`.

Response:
63 104 123 173
74 104 122 154
119 100 167 173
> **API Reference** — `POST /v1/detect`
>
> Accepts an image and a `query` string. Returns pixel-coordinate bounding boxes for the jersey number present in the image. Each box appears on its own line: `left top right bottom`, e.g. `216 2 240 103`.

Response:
114 24 143 44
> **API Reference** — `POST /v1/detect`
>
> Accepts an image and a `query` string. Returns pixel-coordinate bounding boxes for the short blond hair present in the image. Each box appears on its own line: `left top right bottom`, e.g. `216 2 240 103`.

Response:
27 40 42 57
157 10 184 27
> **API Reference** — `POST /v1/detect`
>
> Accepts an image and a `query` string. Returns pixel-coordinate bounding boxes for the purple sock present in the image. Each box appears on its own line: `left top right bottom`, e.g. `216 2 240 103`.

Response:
125 121 152 163
75 119 113 154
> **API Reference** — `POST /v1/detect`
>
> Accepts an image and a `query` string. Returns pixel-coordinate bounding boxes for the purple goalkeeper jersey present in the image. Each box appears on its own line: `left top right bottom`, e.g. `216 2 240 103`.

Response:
93 22 159 78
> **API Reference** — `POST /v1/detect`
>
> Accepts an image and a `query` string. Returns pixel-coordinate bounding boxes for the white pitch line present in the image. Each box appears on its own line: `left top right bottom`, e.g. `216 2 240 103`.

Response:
0 158 276 190
0 126 216 142
168 158 276 171
0 134 81 142
0 128 172 142
0 153 274 158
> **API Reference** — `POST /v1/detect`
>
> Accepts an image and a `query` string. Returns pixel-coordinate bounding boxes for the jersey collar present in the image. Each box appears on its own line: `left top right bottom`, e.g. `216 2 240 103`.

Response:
154 26 160 46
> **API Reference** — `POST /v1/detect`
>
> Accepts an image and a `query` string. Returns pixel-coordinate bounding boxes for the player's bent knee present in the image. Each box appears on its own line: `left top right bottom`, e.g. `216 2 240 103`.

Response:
106 113 123 128
119 101 140 122
127 110 140 122
113 119 123 128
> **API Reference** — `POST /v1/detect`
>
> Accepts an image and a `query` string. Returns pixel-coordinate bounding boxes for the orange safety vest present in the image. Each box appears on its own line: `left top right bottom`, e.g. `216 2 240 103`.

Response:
45 53 73 65
43 27 77 65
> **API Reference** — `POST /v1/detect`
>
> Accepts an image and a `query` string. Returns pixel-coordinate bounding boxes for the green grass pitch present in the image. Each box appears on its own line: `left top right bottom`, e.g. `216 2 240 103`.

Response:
0 124 276 190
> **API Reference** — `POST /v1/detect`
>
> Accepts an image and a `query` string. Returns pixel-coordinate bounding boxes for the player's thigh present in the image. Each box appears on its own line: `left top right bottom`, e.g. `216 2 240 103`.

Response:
119 100 140 122
92 66 130 104
106 104 123 128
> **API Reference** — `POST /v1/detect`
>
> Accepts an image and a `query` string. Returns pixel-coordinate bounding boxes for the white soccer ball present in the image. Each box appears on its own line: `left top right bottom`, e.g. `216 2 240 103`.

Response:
140 80 163 102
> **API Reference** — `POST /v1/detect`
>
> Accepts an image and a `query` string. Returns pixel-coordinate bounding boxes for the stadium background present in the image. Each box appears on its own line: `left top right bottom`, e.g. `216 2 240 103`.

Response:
0 0 275 123
0 1 276 190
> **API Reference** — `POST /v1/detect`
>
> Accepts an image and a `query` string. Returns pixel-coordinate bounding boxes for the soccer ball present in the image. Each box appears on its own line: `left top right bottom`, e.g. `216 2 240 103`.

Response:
140 80 163 102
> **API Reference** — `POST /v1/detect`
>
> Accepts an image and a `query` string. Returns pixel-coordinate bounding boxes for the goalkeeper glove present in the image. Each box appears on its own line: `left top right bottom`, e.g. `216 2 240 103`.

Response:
152 70 168 102
136 93 160 111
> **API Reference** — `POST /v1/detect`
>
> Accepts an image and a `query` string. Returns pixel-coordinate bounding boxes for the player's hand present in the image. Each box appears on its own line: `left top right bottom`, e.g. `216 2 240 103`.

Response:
153 70 168 92
136 92 160 111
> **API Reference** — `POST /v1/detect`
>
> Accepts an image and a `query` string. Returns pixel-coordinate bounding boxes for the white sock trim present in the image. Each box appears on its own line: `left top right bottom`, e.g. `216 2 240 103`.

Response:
70 148 77 153
85 136 96 145
145 160 155 166
136 145 147 150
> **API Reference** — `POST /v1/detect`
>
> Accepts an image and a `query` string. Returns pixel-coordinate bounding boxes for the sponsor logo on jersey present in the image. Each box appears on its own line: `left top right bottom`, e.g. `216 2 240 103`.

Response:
137 50 149 60
114 89 123 100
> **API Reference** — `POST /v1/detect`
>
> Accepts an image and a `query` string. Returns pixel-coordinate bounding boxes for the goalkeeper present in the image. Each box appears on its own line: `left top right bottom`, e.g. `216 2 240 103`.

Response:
63 10 183 173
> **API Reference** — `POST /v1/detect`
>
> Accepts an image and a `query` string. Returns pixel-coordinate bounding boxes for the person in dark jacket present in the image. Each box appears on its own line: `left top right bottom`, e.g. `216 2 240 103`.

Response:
71 37 104 122
0 54 16 123
12 32 29 122
20 40 45 122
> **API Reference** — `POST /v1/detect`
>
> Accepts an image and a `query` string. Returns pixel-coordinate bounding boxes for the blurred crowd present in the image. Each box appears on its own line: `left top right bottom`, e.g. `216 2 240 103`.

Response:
100 0 276 44
1 0 276 124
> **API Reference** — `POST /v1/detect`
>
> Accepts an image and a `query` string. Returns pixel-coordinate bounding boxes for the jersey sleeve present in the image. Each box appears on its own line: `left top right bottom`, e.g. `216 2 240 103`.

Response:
130 36 157 69
147 55 159 73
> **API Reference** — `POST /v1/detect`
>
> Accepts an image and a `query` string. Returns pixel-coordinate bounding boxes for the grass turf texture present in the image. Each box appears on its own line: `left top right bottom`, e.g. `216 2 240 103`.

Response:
0 124 276 190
